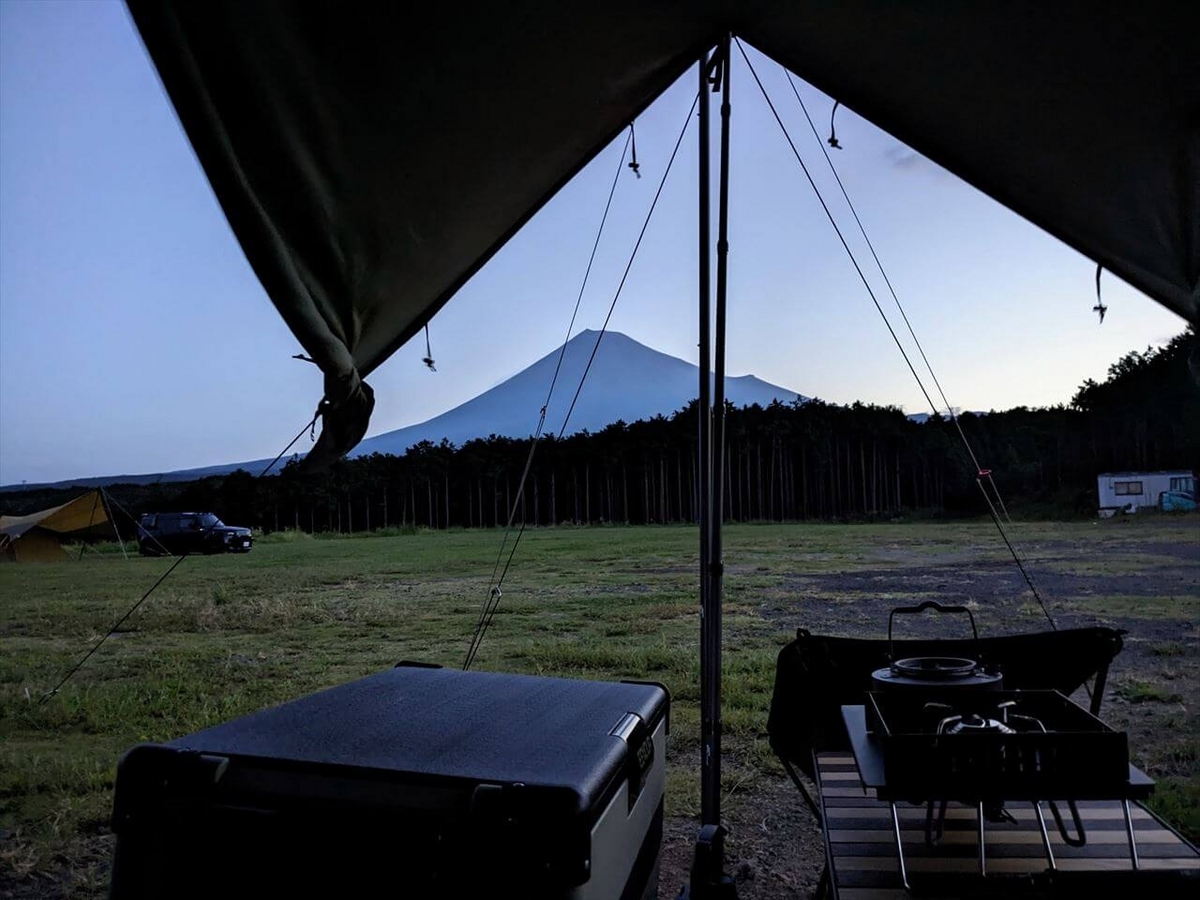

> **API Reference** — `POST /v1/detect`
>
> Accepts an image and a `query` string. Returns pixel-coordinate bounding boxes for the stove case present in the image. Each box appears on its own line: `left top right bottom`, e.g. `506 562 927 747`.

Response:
865 689 1133 800
110 664 668 899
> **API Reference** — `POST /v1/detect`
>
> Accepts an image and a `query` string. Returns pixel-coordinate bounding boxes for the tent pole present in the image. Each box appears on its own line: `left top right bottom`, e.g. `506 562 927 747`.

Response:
102 489 129 560
710 23 732 825
702 28 733 829
697 46 714 826
78 489 102 560
687 34 738 900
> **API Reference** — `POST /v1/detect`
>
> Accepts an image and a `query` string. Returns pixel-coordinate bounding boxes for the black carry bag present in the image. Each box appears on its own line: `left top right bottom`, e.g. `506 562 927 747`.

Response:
110 664 668 899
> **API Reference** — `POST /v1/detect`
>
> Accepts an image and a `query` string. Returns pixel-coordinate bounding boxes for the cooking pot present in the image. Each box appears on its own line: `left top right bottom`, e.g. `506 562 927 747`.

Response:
870 601 1003 692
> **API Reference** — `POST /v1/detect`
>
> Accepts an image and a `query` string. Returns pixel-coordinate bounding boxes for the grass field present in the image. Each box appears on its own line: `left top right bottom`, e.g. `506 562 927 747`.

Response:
2 518 1197 897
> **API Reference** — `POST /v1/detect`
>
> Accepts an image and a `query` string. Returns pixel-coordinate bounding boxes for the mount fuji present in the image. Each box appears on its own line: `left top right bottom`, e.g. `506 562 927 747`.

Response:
2 331 803 488
352 329 804 457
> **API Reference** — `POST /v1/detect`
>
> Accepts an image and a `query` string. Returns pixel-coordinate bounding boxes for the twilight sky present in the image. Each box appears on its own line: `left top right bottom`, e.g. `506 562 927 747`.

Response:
0 1 1186 486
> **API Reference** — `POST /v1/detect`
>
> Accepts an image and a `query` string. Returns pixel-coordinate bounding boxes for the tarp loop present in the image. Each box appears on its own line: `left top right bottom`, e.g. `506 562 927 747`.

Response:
297 366 376 472
627 122 641 178
828 101 843 149
1093 264 1107 323
422 324 436 371
292 353 316 364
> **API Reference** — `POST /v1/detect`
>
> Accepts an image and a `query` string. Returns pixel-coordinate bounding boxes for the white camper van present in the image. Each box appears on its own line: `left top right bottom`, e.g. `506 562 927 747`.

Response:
1096 470 1195 516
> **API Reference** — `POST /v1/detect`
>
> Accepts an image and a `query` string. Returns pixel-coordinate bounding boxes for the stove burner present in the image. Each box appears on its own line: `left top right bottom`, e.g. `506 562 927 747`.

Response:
937 712 1016 735
925 699 1026 736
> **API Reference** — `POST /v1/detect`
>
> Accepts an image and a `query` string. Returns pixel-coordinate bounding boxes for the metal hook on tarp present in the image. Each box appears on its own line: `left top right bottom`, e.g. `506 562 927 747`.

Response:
828 101 843 149
422 324 437 371
1093 264 1107 323
627 122 641 178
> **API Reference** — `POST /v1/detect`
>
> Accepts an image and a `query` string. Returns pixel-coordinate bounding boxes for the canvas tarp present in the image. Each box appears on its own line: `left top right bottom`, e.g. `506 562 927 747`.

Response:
2 529 71 563
0 490 117 562
125 0 1200 466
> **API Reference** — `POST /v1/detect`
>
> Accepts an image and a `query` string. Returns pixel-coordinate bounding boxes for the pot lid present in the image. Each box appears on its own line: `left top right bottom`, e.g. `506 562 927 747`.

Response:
892 656 979 680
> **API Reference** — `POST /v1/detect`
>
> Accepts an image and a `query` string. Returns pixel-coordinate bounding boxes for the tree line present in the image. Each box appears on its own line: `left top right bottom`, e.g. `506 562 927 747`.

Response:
4 329 1196 533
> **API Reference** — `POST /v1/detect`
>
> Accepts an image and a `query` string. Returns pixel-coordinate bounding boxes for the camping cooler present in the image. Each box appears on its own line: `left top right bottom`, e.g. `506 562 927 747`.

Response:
109 664 668 899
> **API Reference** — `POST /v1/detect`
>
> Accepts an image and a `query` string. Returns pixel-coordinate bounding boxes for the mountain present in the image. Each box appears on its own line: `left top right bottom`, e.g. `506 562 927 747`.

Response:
352 330 803 457
2 330 803 490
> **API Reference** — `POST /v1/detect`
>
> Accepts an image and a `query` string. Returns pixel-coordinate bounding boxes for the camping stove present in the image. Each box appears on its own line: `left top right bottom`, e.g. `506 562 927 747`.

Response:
864 688 1143 888
865 685 1132 798
852 602 1147 888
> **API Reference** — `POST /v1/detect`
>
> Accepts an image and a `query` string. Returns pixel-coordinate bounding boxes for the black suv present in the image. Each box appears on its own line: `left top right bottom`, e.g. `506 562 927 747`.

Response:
138 512 253 556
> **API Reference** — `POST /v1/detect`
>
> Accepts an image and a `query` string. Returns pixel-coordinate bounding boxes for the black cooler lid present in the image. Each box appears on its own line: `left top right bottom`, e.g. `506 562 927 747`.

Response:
166 665 667 818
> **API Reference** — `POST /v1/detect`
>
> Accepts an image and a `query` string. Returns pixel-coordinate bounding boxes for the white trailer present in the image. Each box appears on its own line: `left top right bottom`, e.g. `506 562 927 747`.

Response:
1096 470 1195 516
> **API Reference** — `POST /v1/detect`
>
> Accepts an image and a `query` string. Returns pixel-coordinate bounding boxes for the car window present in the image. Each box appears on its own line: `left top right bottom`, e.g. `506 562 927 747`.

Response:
178 517 197 531
199 514 222 528
142 515 157 529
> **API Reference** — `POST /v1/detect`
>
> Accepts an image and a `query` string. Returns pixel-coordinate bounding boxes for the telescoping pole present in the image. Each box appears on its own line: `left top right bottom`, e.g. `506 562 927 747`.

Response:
697 44 715 826
688 33 738 900
708 28 732 829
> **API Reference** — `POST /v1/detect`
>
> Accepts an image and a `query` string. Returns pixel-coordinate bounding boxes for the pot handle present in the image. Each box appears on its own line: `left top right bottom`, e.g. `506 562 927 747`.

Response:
887 600 980 662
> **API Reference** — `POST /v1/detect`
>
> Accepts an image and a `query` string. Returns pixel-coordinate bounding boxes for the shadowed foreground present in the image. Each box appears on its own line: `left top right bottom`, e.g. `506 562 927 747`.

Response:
2 518 1196 898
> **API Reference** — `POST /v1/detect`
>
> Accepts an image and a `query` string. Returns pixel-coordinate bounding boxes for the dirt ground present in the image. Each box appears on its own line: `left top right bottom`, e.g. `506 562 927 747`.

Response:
660 780 826 898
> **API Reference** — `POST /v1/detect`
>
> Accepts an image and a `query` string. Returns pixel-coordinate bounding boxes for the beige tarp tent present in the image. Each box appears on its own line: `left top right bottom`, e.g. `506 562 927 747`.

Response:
0 491 119 562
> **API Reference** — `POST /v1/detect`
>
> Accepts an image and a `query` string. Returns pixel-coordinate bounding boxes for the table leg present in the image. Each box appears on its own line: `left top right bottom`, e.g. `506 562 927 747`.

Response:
890 802 911 890
1122 799 1140 870
977 801 987 876
1033 801 1056 871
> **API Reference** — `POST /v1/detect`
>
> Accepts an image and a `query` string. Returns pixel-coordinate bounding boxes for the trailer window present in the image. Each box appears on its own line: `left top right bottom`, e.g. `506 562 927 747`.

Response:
1114 481 1143 495
1170 476 1194 492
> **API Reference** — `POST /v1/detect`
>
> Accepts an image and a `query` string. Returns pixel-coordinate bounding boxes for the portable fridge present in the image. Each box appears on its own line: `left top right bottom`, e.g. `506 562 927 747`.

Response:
109 663 668 899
